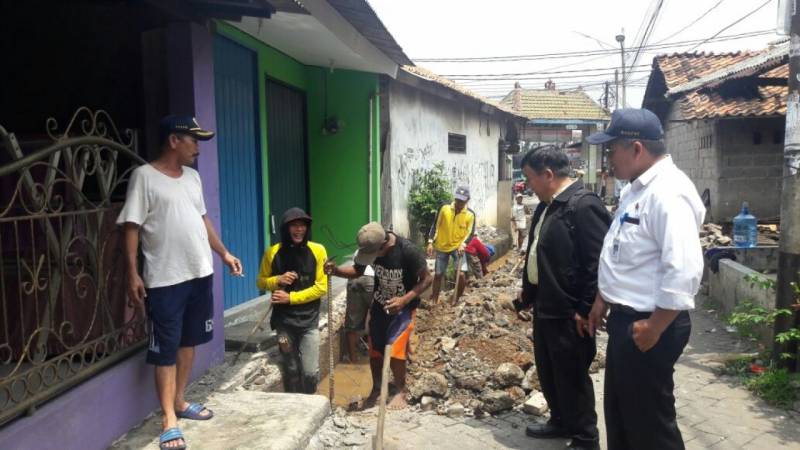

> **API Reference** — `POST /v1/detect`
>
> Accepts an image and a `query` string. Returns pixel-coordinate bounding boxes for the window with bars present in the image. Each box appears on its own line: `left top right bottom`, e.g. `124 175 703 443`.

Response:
448 133 466 154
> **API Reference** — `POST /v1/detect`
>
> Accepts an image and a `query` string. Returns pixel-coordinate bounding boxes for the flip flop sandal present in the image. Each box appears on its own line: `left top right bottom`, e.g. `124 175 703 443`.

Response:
159 427 186 450
176 402 214 420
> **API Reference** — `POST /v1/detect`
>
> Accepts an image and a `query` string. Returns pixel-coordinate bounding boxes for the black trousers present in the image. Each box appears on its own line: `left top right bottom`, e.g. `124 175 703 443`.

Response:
604 309 691 450
533 316 599 445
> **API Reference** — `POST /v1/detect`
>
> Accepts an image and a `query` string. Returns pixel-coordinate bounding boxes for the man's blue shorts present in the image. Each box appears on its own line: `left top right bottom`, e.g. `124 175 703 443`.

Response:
145 275 214 366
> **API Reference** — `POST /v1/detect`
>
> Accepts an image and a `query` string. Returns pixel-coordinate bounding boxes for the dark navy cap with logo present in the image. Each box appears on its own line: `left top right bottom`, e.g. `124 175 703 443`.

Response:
586 108 663 145
159 115 215 141
454 186 470 201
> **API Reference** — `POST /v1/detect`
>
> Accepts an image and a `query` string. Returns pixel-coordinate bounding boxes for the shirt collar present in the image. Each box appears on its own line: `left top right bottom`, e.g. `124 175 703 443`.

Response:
549 179 578 204
451 203 468 215
632 155 672 191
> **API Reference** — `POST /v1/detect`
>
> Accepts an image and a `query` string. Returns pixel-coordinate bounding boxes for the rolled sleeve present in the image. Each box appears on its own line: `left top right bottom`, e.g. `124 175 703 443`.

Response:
652 194 703 311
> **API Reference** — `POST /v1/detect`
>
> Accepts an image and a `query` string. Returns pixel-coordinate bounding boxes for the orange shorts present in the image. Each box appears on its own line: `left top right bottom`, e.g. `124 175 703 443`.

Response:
368 308 415 360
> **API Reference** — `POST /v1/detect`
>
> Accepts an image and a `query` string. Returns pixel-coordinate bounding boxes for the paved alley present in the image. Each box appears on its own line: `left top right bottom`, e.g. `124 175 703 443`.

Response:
313 302 800 449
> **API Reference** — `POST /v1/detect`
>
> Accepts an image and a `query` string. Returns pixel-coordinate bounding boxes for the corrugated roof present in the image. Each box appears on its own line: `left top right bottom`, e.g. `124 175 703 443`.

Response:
648 44 788 120
400 66 528 119
499 87 610 121
327 0 413 66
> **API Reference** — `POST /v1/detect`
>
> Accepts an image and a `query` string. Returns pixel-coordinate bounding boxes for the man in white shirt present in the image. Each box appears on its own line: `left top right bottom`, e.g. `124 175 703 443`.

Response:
511 193 529 251
587 108 705 450
117 115 242 450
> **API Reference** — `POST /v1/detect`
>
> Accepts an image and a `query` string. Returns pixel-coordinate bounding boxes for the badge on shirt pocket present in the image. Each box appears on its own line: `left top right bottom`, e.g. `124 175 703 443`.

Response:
612 236 621 261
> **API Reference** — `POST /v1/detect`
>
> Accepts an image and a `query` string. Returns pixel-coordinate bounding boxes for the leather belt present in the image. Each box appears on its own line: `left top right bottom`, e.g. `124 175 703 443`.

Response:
608 303 647 316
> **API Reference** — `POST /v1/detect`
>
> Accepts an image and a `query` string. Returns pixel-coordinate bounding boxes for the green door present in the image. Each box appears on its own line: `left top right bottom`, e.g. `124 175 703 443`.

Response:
266 79 309 243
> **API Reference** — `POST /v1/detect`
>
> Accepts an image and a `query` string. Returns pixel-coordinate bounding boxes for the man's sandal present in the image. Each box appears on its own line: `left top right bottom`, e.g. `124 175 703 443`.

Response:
159 427 187 450
176 402 214 420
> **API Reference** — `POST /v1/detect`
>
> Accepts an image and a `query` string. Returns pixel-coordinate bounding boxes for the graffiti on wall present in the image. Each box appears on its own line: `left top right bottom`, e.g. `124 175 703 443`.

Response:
397 144 434 186
395 145 496 217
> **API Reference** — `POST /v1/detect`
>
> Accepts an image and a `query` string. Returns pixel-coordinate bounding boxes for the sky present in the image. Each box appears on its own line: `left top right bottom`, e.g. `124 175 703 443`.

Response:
368 0 784 108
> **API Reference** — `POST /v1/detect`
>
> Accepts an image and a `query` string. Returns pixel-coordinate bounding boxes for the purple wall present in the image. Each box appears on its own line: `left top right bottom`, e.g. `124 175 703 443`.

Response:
0 22 223 450
189 22 226 372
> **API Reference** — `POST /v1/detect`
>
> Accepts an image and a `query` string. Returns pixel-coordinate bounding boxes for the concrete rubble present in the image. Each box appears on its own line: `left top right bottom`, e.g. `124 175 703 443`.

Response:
404 254 605 420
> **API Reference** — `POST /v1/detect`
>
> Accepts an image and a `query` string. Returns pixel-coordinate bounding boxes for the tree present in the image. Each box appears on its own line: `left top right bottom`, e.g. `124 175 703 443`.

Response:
408 163 451 243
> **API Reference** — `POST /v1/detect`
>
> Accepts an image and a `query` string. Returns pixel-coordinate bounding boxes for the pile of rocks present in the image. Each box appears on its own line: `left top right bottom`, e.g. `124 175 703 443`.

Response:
476 225 503 242
700 223 731 249
407 255 603 419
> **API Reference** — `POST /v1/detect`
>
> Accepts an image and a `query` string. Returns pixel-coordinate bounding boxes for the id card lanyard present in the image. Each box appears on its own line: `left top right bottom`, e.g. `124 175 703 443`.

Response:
612 203 640 261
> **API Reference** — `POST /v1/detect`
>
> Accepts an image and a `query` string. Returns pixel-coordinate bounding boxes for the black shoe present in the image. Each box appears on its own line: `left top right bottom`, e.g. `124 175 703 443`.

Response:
525 422 567 439
566 439 600 450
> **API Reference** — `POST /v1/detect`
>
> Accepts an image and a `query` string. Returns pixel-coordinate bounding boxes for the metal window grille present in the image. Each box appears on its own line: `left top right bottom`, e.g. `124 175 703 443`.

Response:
0 108 147 426
448 133 466 154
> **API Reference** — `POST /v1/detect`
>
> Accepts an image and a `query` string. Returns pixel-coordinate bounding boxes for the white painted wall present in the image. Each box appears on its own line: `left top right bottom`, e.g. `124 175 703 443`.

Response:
386 82 503 237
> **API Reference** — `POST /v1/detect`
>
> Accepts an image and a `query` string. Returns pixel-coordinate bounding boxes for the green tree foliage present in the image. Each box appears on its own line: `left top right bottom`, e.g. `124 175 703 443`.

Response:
408 163 451 242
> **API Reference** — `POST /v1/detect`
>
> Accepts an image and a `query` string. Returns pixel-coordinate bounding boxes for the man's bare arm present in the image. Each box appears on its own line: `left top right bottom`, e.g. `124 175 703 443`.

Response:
123 223 146 304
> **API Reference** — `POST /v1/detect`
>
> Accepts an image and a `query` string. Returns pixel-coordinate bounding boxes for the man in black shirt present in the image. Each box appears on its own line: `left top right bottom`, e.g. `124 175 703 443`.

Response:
326 222 432 409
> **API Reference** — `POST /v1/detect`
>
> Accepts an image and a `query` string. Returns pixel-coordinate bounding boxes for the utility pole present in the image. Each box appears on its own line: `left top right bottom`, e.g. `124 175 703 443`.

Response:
775 0 800 371
614 69 620 109
616 32 626 108
604 81 610 110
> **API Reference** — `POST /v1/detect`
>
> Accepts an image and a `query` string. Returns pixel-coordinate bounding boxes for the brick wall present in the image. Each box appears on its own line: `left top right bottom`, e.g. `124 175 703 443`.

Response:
716 117 784 221
664 105 720 220
665 102 784 222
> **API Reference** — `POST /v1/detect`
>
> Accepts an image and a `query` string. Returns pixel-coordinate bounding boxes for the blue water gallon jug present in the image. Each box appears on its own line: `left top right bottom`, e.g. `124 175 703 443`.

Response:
733 202 757 248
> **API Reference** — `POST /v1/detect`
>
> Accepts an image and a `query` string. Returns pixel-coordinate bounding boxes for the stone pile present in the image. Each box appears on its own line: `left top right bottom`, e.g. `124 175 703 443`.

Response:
700 223 731 249
407 254 604 419
476 225 502 242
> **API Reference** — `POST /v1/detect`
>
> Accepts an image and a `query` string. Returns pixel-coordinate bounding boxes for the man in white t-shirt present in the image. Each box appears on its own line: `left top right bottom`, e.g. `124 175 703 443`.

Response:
117 115 242 450
511 193 529 252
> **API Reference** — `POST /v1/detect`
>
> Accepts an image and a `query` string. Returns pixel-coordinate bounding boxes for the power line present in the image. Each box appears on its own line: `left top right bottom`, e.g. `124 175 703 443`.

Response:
654 0 726 44
451 69 654 83
686 0 774 52
412 29 772 63
441 64 652 79
628 0 665 82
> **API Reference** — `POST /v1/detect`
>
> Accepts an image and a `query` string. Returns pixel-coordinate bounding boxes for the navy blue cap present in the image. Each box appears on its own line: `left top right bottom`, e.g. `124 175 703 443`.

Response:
586 108 663 145
454 186 470 201
159 115 215 141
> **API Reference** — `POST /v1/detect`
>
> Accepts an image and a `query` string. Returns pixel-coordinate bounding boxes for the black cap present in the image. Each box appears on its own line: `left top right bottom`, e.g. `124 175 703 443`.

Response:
159 115 215 142
586 108 663 145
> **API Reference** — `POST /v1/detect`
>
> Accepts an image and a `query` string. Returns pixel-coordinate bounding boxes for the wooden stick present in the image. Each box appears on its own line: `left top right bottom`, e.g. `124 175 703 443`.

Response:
450 252 463 306
374 344 392 450
327 272 335 409
231 301 272 365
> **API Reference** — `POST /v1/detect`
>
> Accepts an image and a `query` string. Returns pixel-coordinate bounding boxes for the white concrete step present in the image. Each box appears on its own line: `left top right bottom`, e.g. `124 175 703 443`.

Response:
112 392 330 450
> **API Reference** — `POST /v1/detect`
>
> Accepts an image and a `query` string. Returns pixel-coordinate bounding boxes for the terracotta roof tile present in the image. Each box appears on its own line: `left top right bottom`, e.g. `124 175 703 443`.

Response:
655 51 759 90
400 66 527 119
498 88 610 121
652 46 787 120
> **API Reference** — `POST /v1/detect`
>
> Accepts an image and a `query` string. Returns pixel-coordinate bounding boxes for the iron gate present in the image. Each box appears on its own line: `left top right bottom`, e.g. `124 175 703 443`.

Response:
0 108 146 426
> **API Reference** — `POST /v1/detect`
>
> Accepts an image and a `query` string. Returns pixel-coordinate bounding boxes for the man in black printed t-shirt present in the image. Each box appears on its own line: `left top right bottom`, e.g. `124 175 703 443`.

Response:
326 222 432 409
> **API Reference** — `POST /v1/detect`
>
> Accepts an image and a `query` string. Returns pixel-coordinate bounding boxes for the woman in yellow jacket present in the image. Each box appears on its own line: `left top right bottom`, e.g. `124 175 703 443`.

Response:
256 207 327 394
